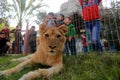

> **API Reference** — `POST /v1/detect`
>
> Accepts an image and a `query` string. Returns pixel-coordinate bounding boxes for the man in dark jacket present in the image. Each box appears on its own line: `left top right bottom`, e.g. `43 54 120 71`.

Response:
0 32 11 56
29 26 37 53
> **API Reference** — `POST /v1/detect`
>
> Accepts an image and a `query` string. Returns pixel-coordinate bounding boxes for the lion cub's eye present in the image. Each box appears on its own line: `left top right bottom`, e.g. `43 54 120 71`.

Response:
45 34 49 38
57 35 61 38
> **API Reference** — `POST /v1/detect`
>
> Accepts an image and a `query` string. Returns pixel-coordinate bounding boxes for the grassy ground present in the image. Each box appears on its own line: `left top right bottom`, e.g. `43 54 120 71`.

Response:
0 53 120 80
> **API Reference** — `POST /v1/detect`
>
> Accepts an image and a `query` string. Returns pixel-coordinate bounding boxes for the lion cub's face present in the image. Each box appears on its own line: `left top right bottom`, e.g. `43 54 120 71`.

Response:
39 24 68 55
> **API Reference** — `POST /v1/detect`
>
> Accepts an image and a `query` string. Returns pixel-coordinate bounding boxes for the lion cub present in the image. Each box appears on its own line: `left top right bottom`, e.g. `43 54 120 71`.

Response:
0 24 68 80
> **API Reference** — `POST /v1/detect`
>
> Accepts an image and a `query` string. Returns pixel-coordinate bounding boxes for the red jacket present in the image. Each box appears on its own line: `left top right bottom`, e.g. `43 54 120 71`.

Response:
81 34 88 46
78 0 102 21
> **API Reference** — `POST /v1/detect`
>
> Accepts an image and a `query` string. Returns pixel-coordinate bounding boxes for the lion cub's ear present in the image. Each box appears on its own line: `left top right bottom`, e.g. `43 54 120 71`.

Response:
39 23 46 34
58 24 68 35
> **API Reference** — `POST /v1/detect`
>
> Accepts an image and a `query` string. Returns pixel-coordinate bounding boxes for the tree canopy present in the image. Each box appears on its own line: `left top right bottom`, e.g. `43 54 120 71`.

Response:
1 0 46 28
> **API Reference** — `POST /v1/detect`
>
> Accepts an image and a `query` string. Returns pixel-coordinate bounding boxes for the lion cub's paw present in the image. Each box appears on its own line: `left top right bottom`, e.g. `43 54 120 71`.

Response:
19 71 39 80
19 74 29 80
0 71 4 76
0 71 9 76
0 69 15 76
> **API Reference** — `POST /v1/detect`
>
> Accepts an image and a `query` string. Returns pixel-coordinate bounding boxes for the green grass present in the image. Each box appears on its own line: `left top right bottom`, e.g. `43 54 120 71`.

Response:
0 53 120 80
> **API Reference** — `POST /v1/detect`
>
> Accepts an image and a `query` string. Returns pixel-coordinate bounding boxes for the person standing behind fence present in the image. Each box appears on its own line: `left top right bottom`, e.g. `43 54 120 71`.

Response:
78 0 103 52
43 12 56 27
56 14 65 27
29 26 37 53
12 26 22 54
0 32 11 56
64 16 76 56
81 32 88 53
1 24 10 40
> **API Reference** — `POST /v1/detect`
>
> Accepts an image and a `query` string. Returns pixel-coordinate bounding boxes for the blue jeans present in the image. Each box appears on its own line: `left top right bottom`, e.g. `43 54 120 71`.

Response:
65 37 76 55
84 20 103 51
83 46 88 53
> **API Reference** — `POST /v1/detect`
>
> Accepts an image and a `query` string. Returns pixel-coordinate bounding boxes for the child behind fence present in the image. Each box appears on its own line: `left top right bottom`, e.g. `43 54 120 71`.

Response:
64 16 76 56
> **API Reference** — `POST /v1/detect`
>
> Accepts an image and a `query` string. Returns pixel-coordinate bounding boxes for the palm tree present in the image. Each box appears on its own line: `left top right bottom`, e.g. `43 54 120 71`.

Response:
34 11 47 25
8 0 45 28
0 0 8 18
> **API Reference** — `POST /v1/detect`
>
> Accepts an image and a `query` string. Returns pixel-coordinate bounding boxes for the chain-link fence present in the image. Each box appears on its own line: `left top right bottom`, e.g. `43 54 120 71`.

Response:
9 0 120 54
62 0 120 53
1 0 120 54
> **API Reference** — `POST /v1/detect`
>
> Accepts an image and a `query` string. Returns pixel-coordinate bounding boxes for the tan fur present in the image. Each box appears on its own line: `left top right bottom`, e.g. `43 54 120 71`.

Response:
0 24 68 80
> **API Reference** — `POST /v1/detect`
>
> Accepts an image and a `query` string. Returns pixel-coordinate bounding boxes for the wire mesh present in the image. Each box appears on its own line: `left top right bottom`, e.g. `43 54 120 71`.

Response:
13 0 120 54
1 0 120 54
68 0 120 54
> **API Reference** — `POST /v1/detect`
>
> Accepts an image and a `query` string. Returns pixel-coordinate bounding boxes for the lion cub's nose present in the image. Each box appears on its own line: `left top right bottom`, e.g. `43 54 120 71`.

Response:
49 45 56 49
